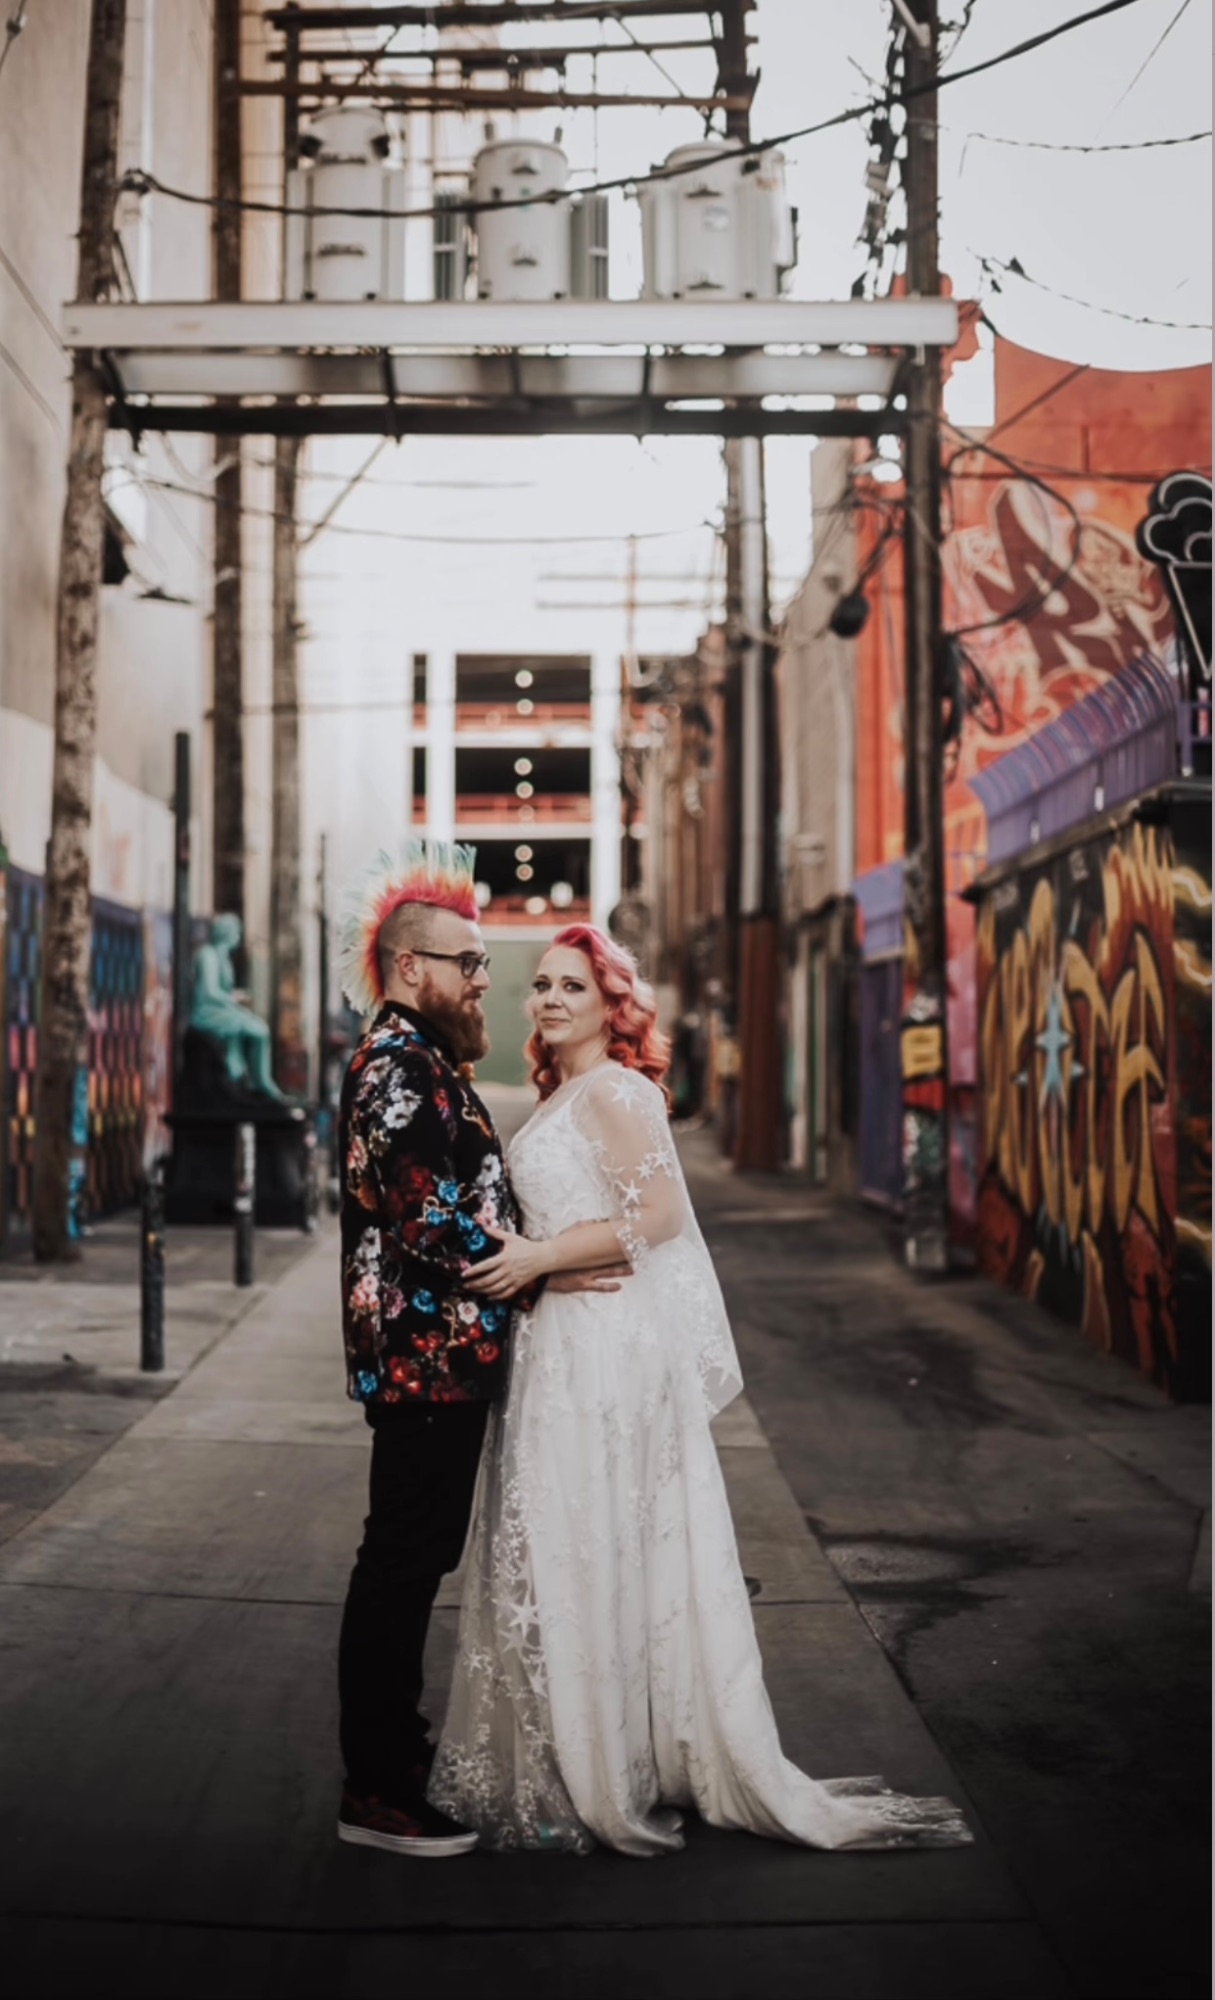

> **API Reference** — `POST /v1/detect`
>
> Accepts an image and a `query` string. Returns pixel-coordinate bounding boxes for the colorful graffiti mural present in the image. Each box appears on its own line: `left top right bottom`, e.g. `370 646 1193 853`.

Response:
976 811 1211 1399
850 338 1210 1250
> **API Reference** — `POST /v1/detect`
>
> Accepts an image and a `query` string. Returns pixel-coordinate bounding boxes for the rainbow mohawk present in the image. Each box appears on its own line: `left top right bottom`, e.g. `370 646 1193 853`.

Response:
337 839 479 1017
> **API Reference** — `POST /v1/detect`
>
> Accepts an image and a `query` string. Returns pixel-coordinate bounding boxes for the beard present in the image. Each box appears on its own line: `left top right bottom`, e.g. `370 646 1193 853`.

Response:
417 976 490 1065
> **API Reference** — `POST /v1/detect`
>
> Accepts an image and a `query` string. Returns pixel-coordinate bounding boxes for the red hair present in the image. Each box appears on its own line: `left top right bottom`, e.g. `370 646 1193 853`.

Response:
527 924 671 1104
363 878 477 1010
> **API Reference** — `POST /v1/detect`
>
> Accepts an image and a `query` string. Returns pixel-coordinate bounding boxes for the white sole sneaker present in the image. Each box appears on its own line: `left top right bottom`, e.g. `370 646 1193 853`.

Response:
338 1819 479 1858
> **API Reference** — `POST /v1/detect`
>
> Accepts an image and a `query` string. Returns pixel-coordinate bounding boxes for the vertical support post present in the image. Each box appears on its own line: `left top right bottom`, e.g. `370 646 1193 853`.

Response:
317 830 329 1115
591 651 622 930
427 652 457 843
32 0 127 1263
719 0 781 1172
270 8 306 1096
140 1162 165 1371
171 731 191 1093
270 433 304 1092
211 0 245 931
234 1120 255 1286
900 0 950 1270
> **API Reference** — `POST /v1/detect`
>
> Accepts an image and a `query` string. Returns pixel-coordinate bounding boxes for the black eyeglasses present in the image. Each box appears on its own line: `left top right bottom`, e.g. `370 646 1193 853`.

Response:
409 948 492 981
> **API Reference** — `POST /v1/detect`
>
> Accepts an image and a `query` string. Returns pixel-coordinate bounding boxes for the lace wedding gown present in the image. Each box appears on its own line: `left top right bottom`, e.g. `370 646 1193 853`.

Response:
429 1062 970 1856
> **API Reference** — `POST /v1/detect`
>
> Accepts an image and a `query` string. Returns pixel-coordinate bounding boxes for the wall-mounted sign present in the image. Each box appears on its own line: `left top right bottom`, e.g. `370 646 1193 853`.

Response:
1136 472 1212 694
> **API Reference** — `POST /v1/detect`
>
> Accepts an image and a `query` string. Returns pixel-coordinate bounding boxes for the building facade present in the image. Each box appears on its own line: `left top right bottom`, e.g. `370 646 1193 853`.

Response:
776 337 1211 1391
0 1 289 1247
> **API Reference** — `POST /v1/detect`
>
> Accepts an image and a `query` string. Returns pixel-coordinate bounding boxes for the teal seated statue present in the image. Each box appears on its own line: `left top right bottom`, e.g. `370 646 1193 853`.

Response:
190 914 288 1104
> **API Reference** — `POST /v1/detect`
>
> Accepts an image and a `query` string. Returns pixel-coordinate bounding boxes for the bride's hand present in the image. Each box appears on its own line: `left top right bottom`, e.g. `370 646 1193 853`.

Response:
464 1226 549 1299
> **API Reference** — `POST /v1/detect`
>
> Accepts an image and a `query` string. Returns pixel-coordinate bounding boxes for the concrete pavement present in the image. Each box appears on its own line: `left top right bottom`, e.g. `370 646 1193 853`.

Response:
683 1128 1210 2000
0 1214 316 1549
0 1103 1205 1997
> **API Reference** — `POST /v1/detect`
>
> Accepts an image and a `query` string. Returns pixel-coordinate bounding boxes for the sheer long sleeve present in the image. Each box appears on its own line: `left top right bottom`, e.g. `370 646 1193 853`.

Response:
574 1067 685 1267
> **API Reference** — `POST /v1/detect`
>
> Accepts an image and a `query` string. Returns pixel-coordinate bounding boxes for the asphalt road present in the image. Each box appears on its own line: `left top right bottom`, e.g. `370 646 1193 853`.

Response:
684 1130 1210 2000
0 1099 1207 1998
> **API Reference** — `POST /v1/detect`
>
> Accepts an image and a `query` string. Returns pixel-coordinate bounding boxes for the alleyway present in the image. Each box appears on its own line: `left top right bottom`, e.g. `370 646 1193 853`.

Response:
0 1109 1207 1999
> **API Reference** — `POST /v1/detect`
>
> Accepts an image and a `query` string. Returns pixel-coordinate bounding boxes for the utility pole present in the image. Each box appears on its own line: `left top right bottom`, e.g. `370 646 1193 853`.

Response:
31 0 127 1261
720 0 781 1172
212 0 245 928
900 0 950 1269
270 5 306 1094
171 730 192 1090
317 831 330 1116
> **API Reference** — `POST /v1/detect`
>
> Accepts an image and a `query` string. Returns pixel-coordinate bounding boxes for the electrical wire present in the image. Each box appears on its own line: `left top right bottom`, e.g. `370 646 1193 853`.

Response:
105 468 720 548
115 0 1154 227
976 252 1211 330
1095 0 1194 132
959 123 1209 154
941 0 981 63
0 1 30 86
939 421 1085 637
607 6 698 113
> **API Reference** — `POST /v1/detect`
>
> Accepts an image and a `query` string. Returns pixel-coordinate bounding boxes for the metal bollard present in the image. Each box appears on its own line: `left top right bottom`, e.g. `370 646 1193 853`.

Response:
234 1121 256 1288
140 1164 166 1373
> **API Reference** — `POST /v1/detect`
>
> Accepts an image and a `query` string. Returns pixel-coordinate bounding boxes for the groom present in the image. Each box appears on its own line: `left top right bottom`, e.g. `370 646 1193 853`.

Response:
335 844 615 1859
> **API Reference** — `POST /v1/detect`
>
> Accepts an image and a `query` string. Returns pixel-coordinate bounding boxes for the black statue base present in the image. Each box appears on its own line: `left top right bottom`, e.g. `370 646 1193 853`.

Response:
164 1030 315 1230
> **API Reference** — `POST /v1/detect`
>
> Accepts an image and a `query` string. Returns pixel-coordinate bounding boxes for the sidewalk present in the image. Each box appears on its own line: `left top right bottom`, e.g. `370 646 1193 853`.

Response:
0 1214 317 1549
0 1117 1205 1998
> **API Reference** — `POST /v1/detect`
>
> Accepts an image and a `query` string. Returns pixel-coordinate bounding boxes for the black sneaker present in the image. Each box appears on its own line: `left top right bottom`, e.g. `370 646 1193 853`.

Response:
338 1785 478 1859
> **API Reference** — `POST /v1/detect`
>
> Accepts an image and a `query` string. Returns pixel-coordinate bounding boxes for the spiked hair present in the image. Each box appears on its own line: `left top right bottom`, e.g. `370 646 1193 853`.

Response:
337 839 478 1016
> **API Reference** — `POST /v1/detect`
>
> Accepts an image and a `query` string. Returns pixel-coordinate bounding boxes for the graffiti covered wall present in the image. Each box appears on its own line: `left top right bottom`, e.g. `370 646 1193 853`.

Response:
976 804 1211 1399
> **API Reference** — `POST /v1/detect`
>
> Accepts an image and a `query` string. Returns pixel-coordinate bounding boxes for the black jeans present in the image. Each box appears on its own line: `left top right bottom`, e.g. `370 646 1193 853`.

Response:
338 1398 490 1804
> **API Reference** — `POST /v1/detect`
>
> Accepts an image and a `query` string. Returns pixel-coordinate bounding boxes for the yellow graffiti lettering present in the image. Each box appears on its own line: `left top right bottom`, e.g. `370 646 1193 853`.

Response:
902 1024 944 1081
1002 930 1035 1216
1028 881 1060 1227
1060 942 1109 1238
1109 933 1166 1235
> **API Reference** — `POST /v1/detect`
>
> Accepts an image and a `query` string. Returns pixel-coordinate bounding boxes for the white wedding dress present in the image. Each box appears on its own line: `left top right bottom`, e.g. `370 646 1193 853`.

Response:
430 1062 970 1856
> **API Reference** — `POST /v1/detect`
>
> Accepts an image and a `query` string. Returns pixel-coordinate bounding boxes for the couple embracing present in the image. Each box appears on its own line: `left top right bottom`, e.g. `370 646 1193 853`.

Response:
335 841 969 1861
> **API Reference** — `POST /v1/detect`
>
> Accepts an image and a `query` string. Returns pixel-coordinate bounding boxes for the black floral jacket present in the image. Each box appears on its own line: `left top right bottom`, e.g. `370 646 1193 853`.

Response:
338 1002 524 1405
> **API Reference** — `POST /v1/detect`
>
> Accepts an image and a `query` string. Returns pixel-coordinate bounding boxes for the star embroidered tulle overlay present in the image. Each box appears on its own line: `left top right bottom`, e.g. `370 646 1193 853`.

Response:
430 1062 972 1856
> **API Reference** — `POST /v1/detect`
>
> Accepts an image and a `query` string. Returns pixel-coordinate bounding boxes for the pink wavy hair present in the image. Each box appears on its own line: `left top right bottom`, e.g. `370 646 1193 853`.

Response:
526 924 671 1104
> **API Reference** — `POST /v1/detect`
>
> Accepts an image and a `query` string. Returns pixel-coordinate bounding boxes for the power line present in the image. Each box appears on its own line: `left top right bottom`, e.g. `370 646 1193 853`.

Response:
107 469 720 547
940 421 1085 637
1096 0 1194 133
977 251 1211 330
958 123 1209 155
117 0 1153 226
0 1 31 87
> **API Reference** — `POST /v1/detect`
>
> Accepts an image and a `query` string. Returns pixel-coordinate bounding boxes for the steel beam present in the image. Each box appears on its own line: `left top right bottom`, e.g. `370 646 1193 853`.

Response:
266 3 718 27
265 39 717 65
107 402 899 438
111 350 900 401
241 79 749 111
62 297 959 352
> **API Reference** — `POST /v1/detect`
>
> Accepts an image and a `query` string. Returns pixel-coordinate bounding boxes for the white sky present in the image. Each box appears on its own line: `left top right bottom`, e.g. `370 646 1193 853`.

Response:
300 0 1212 873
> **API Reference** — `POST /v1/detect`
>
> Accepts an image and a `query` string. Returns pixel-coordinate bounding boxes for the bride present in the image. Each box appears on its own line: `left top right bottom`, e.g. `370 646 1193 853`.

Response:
429 923 970 1857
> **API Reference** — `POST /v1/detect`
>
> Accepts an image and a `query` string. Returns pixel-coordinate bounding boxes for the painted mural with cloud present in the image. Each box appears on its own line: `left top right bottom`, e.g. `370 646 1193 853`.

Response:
975 807 1211 1401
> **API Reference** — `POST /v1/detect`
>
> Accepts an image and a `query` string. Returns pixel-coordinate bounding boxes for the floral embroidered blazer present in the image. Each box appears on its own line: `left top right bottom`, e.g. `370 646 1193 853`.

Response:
339 1002 523 1405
